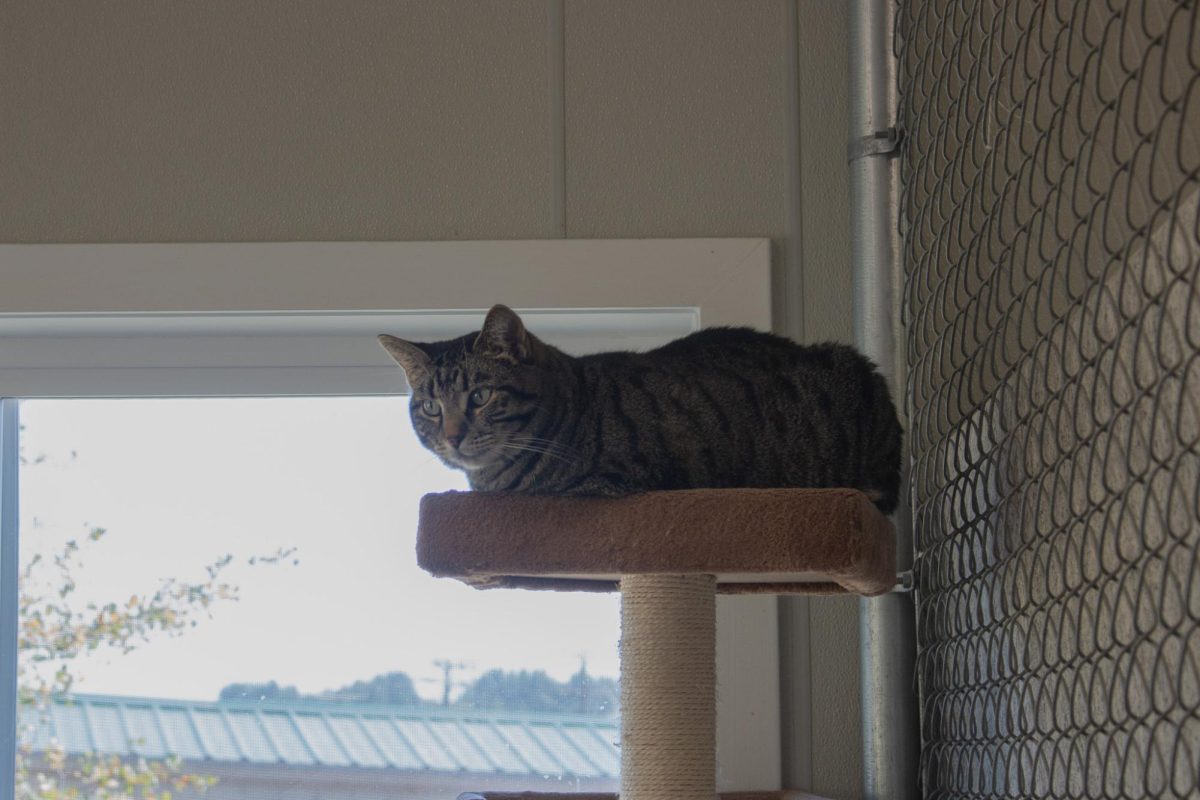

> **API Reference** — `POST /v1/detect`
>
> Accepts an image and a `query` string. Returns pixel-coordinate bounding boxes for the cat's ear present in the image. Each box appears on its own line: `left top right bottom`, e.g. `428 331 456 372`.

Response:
378 335 432 384
475 304 534 363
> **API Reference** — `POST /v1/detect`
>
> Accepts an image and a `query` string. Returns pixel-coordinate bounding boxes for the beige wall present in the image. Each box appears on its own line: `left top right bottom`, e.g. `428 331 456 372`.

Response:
1 2 861 795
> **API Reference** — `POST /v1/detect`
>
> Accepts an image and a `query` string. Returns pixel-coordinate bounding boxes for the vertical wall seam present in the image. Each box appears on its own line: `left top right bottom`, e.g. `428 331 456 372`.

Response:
548 0 567 238
779 0 813 791
785 0 805 342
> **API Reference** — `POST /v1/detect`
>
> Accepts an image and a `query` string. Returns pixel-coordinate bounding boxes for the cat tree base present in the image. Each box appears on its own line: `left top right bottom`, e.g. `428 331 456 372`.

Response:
417 488 896 800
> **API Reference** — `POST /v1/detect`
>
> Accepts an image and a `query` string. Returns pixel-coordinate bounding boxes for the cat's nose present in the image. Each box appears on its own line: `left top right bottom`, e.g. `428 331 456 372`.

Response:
444 414 467 449
445 429 465 448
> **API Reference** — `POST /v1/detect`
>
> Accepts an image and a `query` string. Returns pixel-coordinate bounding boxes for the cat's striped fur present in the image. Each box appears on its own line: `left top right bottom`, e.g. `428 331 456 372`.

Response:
380 305 902 512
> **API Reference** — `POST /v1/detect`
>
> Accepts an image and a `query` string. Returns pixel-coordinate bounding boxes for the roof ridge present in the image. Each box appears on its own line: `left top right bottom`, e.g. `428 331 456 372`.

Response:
45 691 620 727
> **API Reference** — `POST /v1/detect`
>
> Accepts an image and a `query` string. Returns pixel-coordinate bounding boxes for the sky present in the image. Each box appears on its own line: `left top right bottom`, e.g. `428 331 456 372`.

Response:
18 398 620 704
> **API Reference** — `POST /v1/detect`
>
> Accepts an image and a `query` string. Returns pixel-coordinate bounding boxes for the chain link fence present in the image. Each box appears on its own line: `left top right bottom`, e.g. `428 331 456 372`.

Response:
899 1 1200 797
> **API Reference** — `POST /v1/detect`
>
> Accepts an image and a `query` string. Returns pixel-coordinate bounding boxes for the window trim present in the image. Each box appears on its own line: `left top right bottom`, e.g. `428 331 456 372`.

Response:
0 238 780 792
0 400 17 800
0 308 702 398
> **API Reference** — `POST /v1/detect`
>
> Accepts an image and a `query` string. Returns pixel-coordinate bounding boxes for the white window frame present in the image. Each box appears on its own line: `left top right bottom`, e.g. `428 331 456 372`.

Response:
0 238 779 793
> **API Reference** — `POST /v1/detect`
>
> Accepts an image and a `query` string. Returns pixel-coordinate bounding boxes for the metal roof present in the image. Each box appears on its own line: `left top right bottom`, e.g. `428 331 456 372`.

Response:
19 693 620 780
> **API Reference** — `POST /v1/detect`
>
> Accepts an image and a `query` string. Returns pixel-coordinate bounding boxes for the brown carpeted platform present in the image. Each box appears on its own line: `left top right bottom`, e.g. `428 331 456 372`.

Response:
417 488 896 596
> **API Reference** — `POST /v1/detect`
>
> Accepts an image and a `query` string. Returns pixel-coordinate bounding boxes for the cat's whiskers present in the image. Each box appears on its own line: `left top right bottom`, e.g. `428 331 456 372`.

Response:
500 434 578 459
494 441 575 463
502 434 577 456
496 441 571 460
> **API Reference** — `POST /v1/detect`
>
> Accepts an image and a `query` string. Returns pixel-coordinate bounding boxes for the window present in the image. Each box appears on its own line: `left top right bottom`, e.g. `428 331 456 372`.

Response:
1 239 781 795
18 396 623 798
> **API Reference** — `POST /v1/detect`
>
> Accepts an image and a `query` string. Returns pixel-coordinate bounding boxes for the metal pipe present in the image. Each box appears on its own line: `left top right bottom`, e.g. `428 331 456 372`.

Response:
1 399 19 800
848 0 920 797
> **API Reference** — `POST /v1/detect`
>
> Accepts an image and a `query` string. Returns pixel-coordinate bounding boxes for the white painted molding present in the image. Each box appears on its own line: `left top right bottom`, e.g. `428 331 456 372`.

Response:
0 239 770 328
0 309 699 397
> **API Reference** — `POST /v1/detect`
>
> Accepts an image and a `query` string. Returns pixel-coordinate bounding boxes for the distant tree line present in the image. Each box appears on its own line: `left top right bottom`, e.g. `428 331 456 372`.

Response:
457 668 617 716
219 672 421 706
219 666 618 716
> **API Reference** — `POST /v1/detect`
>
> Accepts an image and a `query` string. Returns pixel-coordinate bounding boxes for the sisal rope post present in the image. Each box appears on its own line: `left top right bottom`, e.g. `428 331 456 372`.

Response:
619 573 717 800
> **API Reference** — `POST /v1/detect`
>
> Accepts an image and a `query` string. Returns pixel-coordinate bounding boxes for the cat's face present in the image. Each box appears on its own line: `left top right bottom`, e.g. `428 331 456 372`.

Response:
379 305 555 474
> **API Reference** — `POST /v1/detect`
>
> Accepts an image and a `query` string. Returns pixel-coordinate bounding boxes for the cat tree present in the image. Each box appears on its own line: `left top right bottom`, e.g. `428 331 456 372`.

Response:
417 487 896 800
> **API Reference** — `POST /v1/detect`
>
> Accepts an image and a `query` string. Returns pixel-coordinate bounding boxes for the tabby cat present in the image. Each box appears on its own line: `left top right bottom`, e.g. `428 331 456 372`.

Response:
379 305 902 512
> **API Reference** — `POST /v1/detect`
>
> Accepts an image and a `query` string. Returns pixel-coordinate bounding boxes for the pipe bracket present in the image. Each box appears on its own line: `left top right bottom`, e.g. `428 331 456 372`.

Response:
848 126 903 163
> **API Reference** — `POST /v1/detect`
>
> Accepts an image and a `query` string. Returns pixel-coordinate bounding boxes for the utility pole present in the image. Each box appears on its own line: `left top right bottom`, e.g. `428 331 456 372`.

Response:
432 659 471 706
576 654 589 714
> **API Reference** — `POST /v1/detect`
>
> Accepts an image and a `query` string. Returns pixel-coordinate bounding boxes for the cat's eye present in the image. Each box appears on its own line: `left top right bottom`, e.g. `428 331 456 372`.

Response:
470 387 494 406
420 398 441 416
